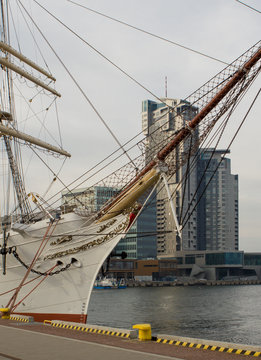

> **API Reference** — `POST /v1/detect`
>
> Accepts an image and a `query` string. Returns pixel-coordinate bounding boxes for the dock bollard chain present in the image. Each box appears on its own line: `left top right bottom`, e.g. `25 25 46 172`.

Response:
12 248 72 276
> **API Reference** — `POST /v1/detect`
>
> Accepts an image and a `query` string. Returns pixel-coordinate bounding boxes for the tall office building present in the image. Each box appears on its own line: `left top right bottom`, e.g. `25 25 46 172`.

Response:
61 186 157 259
197 149 239 251
61 186 118 212
115 194 157 259
142 98 198 257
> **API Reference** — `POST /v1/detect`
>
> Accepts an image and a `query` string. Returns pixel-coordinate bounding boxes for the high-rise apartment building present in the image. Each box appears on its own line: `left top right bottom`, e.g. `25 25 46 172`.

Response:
61 106 239 261
142 98 198 256
197 149 239 251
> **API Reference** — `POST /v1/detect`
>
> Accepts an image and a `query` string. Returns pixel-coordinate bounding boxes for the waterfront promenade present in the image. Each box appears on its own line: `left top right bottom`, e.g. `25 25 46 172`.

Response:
0 319 260 360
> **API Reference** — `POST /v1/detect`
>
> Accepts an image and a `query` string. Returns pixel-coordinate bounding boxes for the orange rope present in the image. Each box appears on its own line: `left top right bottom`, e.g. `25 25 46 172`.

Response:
36 220 59 259
7 220 58 310
0 274 42 297
11 263 58 311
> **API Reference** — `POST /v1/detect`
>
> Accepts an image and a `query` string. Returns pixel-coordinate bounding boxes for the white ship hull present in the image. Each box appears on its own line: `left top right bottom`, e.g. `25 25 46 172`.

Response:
0 212 129 323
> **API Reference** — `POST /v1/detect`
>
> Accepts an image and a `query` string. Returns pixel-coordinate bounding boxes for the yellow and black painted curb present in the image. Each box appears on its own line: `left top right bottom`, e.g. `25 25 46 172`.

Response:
9 315 31 323
156 338 261 357
49 322 130 338
10 316 29 322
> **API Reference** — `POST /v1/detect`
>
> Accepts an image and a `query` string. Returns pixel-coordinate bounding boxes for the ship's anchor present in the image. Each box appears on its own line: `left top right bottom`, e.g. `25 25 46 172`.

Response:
0 227 10 275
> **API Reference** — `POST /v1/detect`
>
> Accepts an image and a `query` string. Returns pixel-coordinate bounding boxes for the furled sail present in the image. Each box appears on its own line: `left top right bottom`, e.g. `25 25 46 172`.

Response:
0 123 71 157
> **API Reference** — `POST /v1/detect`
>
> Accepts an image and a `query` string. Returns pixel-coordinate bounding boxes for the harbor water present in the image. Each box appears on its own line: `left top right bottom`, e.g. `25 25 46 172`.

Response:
88 285 261 346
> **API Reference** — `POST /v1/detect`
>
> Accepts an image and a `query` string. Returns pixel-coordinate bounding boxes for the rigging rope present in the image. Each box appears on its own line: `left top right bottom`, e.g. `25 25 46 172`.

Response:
0 273 42 297
12 5 258 215
32 0 172 109
44 108 176 208
178 98 235 228
2 0 258 228
15 0 53 73
6 219 59 311
11 263 58 312
29 146 86 208
11 84 61 147
178 66 260 226
132 80 261 240
12 248 72 276
19 0 143 170
235 0 261 13
66 0 229 66
179 133 193 224
47 43 260 210
8 2 21 52
181 86 261 231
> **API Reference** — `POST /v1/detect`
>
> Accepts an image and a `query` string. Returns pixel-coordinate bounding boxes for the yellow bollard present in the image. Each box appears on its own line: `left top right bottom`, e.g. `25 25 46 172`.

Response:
133 323 151 340
0 308 10 319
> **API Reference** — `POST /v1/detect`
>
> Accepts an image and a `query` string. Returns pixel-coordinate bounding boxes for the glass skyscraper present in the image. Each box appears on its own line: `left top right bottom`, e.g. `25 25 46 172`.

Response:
115 193 157 259
197 149 239 251
142 98 198 256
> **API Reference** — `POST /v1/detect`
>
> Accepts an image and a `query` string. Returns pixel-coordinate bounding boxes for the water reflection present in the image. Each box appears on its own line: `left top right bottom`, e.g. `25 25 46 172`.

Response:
88 285 261 345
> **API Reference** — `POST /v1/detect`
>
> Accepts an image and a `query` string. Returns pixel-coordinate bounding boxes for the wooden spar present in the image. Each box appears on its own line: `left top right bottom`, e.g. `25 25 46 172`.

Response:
158 47 261 160
0 123 71 157
0 41 56 81
0 111 12 121
0 57 61 97
97 45 261 221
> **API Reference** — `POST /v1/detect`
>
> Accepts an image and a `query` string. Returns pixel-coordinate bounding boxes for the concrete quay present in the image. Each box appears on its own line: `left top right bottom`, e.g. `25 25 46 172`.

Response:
0 317 260 360
127 279 261 287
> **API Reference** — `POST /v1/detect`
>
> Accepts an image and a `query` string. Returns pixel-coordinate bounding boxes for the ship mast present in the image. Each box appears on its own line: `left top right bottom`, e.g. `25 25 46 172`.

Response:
0 0 33 223
0 1 70 223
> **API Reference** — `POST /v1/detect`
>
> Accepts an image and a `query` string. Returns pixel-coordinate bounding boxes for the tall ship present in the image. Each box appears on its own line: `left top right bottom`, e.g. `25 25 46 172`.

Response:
0 2 260 323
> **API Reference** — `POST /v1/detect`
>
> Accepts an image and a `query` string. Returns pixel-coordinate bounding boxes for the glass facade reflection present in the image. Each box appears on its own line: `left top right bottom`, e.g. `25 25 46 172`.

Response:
244 254 261 266
197 149 238 251
206 252 243 265
115 195 157 259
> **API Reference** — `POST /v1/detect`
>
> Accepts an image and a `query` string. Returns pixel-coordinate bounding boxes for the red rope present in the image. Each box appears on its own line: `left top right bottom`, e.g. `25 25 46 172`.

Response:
7 220 58 310
11 264 58 311
34 220 59 259
0 274 42 297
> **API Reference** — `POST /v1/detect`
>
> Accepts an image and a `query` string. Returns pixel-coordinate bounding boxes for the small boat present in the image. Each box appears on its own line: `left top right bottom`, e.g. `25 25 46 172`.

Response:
94 278 117 289
94 277 126 289
118 279 127 289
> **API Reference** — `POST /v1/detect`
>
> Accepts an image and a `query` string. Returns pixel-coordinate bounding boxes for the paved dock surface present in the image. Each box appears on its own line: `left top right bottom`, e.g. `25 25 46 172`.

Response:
0 320 256 360
0 324 177 360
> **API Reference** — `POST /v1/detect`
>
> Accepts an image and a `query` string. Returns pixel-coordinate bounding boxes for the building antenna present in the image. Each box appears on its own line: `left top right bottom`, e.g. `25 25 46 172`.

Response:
165 76 167 98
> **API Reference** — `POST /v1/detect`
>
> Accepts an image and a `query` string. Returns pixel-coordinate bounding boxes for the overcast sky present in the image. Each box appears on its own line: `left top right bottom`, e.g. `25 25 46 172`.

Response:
6 0 261 251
